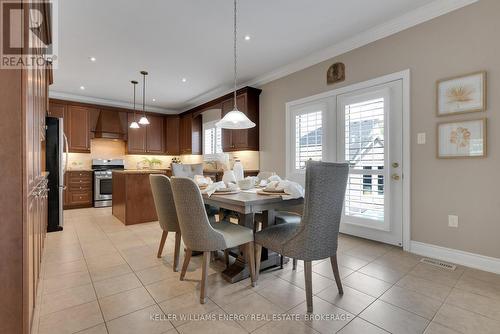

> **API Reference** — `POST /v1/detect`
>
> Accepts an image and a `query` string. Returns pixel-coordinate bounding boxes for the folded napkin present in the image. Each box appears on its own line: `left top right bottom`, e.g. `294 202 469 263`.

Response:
194 175 213 187
202 181 238 197
264 180 304 200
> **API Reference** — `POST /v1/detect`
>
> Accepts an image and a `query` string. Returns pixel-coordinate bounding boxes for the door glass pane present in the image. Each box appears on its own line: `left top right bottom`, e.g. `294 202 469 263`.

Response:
344 98 385 221
295 111 322 170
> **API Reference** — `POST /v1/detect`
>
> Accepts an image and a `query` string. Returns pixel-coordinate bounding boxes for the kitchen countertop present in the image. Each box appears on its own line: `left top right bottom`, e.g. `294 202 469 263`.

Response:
113 169 170 174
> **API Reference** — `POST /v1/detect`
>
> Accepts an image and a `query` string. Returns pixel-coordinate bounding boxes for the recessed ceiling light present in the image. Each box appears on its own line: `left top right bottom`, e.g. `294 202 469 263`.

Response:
80 86 85 90
181 78 187 83
244 35 251 41
89 57 96 62
152 98 156 102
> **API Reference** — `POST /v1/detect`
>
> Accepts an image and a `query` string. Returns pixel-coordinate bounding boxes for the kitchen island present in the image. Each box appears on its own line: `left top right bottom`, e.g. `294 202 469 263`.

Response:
112 169 172 225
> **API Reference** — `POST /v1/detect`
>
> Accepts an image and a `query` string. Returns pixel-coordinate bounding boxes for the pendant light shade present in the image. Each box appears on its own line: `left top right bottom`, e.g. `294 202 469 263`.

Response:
129 80 140 129
216 0 255 130
139 71 150 125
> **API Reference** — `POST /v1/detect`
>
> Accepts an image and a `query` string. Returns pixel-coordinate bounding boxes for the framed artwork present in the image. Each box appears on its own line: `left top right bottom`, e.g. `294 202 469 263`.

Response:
437 118 487 158
437 71 486 116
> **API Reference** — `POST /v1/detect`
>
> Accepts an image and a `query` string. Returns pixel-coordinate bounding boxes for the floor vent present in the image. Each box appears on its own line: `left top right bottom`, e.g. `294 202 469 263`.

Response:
420 258 457 271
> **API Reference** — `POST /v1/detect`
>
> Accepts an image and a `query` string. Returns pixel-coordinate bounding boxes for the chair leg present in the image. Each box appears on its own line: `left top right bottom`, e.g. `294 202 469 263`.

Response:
246 242 257 287
200 251 210 304
173 232 181 272
157 231 168 258
280 254 284 269
292 258 297 270
180 248 192 281
224 249 230 268
254 244 262 282
304 261 313 313
330 254 344 295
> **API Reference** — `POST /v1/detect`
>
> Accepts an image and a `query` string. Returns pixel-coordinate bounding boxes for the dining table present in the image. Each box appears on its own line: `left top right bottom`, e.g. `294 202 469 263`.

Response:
202 189 304 283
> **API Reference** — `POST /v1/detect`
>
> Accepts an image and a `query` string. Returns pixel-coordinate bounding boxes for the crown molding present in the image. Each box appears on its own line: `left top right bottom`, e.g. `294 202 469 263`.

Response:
181 0 479 112
49 91 178 114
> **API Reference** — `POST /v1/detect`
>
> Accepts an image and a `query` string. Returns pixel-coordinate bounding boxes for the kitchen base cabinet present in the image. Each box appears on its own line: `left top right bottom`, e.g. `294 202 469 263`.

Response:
64 171 93 209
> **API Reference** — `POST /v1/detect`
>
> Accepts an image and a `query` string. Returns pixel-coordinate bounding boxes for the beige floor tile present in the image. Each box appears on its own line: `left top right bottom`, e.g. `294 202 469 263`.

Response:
446 288 500 321
380 285 443 320
343 272 392 298
358 262 407 284
44 259 88 278
43 247 84 265
146 278 197 303
221 292 284 332
462 268 500 286
89 263 133 282
396 275 452 301
94 272 142 298
289 297 354 334
360 300 429 334
252 319 320 334
86 252 127 271
41 284 96 316
455 275 500 300
279 269 334 294
159 291 221 327
77 323 108 334
176 312 247 334
424 322 461 334
434 303 500 334
38 301 103 334
338 317 389 334
136 264 180 285
99 286 155 321
337 253 370 271
201 274 254 307
343 244 391 262
373 251 420 272
312 260 353 280
106 304 173 334
43 271 91 294
409 263 464 287
317 285 375 315
255 278 306 311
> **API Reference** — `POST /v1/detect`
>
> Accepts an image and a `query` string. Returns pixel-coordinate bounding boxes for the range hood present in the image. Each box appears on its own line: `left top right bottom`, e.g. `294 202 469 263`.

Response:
92 109 126 140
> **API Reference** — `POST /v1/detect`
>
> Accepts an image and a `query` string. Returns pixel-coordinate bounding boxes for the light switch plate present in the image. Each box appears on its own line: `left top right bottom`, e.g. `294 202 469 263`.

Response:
448 215 459 228
417 133 426 145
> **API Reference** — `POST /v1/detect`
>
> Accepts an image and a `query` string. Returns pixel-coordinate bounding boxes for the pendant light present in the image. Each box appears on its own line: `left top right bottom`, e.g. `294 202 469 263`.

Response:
138 70 150 125
216 0 255 130
129 80 140 129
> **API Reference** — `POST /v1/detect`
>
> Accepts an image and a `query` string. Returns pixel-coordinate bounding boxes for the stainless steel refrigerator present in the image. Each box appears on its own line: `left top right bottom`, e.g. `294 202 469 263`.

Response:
46 117 68 232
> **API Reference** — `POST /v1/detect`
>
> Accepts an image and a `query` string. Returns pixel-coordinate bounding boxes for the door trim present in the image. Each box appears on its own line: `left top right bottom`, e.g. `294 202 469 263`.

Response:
285 69 411 250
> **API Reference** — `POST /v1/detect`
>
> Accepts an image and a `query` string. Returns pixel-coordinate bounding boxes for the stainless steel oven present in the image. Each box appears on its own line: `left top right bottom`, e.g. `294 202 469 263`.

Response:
92 159 124 208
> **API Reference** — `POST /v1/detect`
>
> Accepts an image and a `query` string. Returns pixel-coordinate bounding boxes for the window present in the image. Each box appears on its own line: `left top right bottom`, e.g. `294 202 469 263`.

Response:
203 121 222 155
295 111 323 170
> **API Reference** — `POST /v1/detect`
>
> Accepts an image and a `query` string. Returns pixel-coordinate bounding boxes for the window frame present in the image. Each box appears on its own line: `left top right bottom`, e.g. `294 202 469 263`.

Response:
202 120 222 157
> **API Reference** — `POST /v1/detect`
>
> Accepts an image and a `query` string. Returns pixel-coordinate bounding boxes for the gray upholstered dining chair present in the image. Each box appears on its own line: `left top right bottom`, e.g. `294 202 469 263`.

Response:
254 161 349 313
149 174 182 272
170 177 257 304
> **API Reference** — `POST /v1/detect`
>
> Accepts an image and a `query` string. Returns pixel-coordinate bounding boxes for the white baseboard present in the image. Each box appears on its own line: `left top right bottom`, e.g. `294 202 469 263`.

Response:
410 241 500 275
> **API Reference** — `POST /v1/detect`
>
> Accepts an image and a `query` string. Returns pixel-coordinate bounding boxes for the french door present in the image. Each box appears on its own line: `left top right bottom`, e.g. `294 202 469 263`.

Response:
337 80 403 246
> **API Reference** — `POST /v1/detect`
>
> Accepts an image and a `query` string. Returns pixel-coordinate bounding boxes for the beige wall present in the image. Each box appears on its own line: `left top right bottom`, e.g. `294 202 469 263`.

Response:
259 0 500 258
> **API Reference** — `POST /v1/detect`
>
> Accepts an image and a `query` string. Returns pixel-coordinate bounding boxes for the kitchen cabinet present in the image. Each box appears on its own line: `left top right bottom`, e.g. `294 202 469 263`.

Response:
127 113 167 154
65 105 95 153
179 113 202 155
165 116 180 155
64 171 93 209
221 88 260 152
48 101 66 118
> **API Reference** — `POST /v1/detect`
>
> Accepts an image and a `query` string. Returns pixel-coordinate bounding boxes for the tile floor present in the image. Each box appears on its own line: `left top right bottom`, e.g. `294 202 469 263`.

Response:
32 208 500 334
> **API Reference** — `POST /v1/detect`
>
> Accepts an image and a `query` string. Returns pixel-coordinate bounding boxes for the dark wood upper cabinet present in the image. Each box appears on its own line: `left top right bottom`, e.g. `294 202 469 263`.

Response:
65 105 94 153
179 114 202 155
220 88 260 152
165 116 180 155
146 115 165 154
127 113 147 154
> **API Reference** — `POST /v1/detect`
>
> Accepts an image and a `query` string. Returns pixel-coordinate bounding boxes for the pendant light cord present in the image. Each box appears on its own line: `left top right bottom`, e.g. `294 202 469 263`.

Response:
142 72 146 116
233 0 238 110
133 82 136 121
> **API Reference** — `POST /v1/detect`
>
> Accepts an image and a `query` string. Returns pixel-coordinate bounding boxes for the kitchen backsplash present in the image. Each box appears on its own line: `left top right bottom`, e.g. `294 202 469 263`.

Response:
67 139 260 171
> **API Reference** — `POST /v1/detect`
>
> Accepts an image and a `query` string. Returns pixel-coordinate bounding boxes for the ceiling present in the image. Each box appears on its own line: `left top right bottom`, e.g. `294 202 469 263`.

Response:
51 0 453 113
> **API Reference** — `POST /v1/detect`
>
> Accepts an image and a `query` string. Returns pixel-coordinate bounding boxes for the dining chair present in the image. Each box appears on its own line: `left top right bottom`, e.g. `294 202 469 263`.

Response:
254 161 349 313
170 177 257 304
149 174 182 272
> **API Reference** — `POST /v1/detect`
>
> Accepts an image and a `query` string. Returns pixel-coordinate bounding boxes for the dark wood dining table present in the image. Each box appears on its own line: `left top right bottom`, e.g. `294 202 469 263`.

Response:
203 190 304 283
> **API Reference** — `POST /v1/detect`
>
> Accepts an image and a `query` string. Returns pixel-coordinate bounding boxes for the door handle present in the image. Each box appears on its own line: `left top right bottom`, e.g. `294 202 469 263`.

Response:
391 173 401 181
